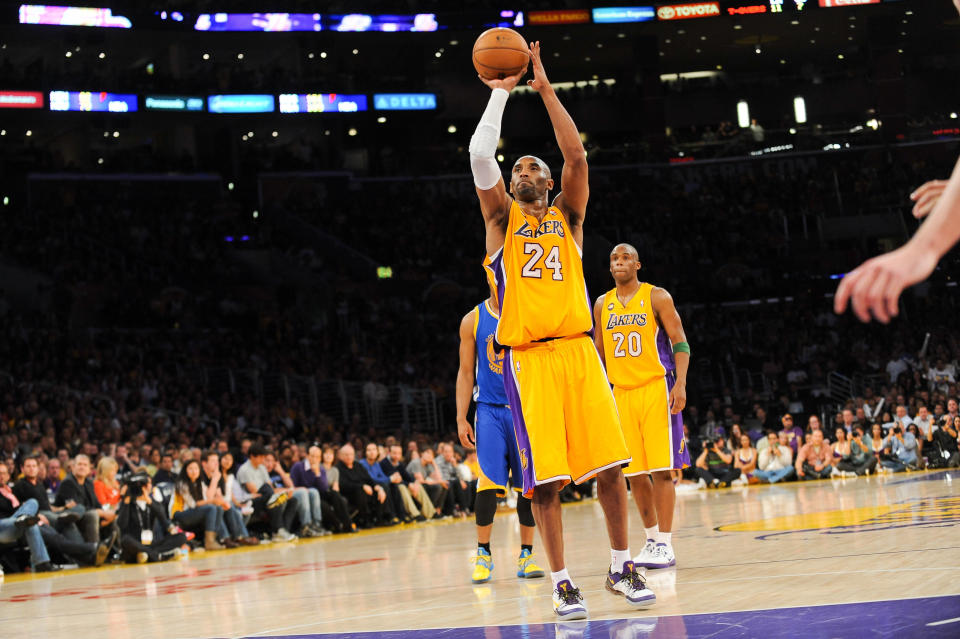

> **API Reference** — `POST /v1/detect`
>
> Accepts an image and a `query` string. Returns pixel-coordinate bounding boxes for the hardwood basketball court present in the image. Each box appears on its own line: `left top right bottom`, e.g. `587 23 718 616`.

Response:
2 471 958 638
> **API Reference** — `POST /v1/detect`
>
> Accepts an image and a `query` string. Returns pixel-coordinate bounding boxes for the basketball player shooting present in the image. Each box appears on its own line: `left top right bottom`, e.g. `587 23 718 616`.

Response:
594 243 691 571
469 41 655 620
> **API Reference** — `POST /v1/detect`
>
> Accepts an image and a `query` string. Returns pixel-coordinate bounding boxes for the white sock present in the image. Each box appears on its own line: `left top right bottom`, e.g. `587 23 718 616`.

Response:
551 568 572 589
611 548 632 573
644 524 659 542
655 531 672 545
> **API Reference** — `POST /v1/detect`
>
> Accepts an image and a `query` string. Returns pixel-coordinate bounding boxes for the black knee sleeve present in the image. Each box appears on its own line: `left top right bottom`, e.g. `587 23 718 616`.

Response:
516 495 535 527
474 489 498 527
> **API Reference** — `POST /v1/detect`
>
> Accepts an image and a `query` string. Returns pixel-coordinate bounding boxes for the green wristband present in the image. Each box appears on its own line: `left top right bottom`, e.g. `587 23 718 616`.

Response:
673 342 690 354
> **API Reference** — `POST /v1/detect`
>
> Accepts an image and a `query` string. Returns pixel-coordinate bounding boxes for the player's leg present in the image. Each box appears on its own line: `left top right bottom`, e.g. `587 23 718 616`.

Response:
531 480 587 618
471 403 509 583
564 337 654 609
515 494 543 578
616 386 659 563
472 488 498 584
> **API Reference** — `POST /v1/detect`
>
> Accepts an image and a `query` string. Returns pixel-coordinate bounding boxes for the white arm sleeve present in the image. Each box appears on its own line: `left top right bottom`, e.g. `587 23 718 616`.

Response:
469 88 508 190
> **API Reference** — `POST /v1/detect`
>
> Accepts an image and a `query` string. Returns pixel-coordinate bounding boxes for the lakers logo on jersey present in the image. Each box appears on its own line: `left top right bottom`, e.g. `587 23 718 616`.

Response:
606 312 648 330
514 219 565 239
485 335 504 375
600 284 675 389
520 448 528 471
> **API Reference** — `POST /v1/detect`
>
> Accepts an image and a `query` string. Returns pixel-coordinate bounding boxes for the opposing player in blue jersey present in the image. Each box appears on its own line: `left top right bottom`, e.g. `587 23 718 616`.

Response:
457 276 544 584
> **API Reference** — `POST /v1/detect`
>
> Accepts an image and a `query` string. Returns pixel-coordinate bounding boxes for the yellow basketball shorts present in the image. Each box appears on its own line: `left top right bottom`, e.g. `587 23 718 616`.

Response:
503 334 631 497
615 374 691 476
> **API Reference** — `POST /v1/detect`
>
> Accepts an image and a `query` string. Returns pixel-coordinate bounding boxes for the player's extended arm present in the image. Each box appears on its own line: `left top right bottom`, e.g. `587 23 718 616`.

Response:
526 42 588 235
652 287 689 414
834 155 960 323
471 69 527 255
456 310 478 448
592 296 606 367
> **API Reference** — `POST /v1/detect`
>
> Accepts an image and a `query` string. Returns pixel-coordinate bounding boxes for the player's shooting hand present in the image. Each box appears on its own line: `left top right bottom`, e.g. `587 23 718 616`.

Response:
457 419 476 448
526 41 550 93
668 382 687 415
479 67 527 92
834 244 938 323
910 179 948 219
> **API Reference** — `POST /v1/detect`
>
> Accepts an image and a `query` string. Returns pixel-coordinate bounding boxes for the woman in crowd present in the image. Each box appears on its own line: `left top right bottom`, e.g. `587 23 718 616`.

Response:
870 423 886 460
94 456 121 510
831 428 850 477
169 459 227 550
220 452 250 515
906 423 922 460
320 446 357 532
117 473 187 563
733 433 758 485
726 424 744 454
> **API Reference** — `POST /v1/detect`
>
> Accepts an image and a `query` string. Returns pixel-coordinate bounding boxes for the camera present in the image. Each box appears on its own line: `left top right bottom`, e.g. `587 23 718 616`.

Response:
125 472 150 493
893 427 903 435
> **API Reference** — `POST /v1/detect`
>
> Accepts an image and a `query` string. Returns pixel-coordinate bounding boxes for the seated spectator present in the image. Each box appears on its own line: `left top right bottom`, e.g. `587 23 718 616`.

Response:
168 459 227 550
378 443 431 522
114 444 140 482
436 442 473 516
54 454 117 543
406 447 449 516
726 424 745 454
14 456 83 539
837 411 856 436
45 459 63 493
830 428 850 477
880 426 918 472
265 451 327 537
927 416 959 468
200 451 258 546
869 423 886 460
779 414 803 456
754 432 795 484
0 463 59 572
219 452 251 515
152 453 176 485
914 405 935 438
837 426 878 477
695 437 741 488
336 444 395 528
359 442 408 522
316 446 358 532
94 457 122 510
292 445 354 533
117 473 187 563
236 445 296 542
732 434 757 485
796 430 833 480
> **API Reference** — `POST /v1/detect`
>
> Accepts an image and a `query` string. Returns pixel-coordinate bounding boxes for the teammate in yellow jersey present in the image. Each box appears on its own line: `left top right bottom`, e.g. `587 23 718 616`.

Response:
594 244 691 572
468 41 653 620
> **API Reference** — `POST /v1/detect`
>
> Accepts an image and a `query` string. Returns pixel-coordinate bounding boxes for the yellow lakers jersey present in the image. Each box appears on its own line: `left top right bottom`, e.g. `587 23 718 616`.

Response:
600 283 676 389
484 200 592 347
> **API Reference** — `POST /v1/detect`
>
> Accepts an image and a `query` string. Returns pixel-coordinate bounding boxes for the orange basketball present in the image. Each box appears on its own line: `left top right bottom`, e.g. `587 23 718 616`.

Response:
472 28 530 80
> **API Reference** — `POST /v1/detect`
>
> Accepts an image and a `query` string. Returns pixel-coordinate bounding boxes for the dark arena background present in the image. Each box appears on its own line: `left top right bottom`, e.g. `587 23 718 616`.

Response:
1 1 959 638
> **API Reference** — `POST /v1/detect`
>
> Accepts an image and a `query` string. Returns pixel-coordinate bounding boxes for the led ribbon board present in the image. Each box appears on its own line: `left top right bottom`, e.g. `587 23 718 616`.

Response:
19 4 131 27
208 94 275 113
278 94 368 113
49 91 137 112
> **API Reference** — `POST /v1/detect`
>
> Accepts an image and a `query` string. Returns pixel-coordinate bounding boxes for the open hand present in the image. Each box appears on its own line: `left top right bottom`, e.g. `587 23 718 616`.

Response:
525 41 550 93
668 382 687 415
834 244 938 323
458 419 476 448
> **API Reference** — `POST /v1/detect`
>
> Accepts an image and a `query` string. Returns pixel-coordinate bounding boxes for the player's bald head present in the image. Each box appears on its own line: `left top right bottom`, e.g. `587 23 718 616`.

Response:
513 155 551 178
611 243 639 260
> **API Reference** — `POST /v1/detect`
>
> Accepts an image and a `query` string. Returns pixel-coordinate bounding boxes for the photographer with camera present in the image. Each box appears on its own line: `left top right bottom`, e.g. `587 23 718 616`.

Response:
837 426 878 476
925 416 960 468
117 472 187 563
694 436 740 488
879 424 918 472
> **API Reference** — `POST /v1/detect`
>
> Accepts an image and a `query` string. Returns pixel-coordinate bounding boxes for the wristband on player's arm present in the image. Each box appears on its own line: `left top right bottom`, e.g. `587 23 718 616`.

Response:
673 341 691 355
469 88 509 190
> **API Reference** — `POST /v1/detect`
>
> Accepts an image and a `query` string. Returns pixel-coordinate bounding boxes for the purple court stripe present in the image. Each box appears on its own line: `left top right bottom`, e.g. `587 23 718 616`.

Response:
251 594 960 639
